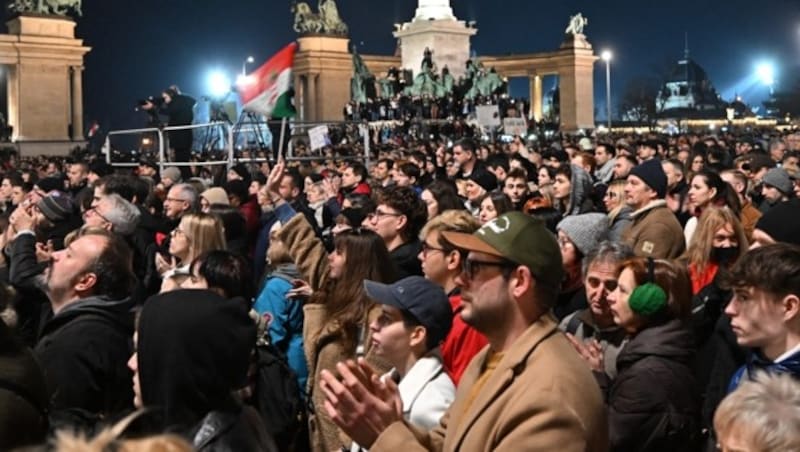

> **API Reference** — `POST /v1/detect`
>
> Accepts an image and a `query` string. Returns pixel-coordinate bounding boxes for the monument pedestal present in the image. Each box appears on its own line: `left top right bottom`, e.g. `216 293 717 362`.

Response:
394 19 476 79
293 36 353 122
557 34 596 132
0 14 91 156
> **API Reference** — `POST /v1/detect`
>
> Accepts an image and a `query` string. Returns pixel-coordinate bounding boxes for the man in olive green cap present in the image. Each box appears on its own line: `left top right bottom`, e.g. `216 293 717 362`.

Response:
318 212 608 451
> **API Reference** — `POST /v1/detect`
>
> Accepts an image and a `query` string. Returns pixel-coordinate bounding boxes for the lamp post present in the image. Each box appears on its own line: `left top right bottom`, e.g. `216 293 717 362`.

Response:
242 56 255 76
601 50 612 130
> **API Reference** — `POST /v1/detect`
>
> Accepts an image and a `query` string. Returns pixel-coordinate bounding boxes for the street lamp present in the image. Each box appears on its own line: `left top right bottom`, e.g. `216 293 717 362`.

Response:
242 56 255 76
601 50 613 130
756 62 775 95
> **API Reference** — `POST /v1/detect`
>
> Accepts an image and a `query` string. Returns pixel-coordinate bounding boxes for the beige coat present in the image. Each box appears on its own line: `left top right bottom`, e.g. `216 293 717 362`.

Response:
370 314 608 452
622 200 685 259
279 213 388 452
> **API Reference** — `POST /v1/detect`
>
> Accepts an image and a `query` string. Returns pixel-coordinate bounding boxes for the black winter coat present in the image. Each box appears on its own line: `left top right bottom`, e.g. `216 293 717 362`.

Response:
34 296 134 428
600 318 700 452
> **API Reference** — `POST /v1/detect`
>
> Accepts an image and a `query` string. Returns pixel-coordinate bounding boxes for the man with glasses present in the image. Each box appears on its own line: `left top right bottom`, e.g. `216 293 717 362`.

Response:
163 183 198 221
319 211 607 451
417 210 486 385
83 193 141 237
365 185 427 278
561 241 632 379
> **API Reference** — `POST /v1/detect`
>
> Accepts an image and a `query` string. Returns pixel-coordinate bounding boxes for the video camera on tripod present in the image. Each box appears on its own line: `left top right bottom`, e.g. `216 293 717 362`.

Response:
202 96 232 123
135 95 164 111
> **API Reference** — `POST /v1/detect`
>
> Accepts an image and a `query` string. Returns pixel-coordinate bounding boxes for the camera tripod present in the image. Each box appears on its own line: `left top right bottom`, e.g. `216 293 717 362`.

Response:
231 110 270 154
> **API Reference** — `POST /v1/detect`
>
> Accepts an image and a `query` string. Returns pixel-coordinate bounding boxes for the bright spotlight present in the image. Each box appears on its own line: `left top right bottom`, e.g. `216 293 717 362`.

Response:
601 50 612 62
207 70 232 97
756 62 775 86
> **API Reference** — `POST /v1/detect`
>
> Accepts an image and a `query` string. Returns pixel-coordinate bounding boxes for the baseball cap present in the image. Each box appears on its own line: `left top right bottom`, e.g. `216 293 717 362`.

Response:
364 276 453 348
442 211 563 289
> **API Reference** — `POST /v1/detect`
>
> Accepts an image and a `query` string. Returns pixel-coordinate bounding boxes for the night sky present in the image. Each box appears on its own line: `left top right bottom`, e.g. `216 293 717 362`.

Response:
2 0 798 131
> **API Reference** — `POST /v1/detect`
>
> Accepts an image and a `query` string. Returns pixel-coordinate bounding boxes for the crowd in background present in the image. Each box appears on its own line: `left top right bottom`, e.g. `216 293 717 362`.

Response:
0 126 798 451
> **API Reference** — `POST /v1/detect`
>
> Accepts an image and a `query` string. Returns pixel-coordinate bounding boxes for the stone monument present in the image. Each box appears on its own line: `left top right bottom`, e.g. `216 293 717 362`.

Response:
1 0 90 155
393 0 476 79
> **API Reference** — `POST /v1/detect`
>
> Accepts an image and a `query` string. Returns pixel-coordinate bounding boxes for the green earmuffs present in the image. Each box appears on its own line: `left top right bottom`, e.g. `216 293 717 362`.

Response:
628 258 668 316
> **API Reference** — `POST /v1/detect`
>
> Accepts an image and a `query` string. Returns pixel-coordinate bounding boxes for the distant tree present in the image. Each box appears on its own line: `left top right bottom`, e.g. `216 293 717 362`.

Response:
619 76 660 127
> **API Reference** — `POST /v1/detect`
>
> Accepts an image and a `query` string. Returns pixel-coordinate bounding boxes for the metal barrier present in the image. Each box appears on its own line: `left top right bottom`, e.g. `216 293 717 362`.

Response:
104 119 372 171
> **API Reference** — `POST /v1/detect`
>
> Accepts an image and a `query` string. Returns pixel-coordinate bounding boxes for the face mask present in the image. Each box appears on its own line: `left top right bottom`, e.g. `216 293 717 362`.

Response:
711 246 739 265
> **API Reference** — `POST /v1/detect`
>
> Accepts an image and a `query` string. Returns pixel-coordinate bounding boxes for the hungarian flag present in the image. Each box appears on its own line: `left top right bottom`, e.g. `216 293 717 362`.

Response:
238 42 297 118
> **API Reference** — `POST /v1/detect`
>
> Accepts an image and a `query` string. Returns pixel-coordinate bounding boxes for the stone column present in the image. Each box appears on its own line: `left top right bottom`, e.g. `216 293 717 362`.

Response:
306 73 317 121
70 66 84 141
530 74 543 122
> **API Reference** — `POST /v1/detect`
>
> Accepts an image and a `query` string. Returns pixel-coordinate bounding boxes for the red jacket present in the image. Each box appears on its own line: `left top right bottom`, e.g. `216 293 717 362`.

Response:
440 291 488 386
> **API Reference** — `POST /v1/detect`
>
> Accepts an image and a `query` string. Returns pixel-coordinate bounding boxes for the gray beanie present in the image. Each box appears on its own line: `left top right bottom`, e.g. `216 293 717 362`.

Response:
762 167 793 195
557 213 610 256
160 167 182 184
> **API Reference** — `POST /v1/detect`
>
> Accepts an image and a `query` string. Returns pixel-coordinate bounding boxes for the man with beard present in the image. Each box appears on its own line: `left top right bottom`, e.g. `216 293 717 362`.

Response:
31 229 136 427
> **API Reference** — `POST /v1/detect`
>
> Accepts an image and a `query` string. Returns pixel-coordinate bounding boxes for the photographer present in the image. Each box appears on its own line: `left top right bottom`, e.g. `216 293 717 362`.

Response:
141 87 196 179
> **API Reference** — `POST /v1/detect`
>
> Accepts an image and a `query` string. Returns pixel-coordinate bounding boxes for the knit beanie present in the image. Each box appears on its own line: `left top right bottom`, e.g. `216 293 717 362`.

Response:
468 169 498 192
556 213 609 256
754 199 800 246
229 164 252 185
35 176 65 194
201 187 230 207
761 168 793 195
37 193 74 223
629 159 667 198
160 167 181 184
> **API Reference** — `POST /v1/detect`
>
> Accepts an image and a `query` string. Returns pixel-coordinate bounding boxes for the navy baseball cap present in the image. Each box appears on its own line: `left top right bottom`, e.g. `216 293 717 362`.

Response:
364 276 453 348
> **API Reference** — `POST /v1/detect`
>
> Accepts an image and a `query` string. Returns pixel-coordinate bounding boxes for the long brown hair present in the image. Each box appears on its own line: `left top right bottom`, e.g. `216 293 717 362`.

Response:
684 206 748 275
311 229 397 350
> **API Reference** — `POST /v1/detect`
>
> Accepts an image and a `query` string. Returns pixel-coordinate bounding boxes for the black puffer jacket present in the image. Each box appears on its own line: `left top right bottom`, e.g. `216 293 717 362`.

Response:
601 318 700 452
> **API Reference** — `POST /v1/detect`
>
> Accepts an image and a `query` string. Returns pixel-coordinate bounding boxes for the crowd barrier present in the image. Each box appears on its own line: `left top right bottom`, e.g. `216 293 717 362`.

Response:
103 119 371 172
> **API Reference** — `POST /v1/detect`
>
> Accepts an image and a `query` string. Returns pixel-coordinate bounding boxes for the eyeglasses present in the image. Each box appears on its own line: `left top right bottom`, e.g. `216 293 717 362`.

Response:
557 237 574 249
461 258 516 280
170 227 187 238
585 276 618 292
421 241 446 257
367 209 402 221
88 207 112 224
165 197 188 204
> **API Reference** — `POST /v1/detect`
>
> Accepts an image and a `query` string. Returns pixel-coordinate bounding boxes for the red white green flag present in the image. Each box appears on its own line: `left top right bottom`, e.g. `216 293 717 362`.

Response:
238 42 297 118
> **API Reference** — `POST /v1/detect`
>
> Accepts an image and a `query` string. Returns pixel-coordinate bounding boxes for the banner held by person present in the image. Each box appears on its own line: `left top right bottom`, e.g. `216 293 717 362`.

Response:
238 42 297 119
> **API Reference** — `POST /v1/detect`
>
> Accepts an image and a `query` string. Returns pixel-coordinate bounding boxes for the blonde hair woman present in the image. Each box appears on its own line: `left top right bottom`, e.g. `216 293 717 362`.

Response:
605 180 632 241
157 212 226 291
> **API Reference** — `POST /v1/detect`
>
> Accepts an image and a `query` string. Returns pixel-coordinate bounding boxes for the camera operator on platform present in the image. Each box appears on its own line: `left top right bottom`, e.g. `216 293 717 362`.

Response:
141 86 196 179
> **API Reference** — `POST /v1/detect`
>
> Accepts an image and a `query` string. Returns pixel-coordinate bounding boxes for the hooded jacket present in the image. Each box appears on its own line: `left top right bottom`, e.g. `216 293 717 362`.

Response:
138 289 275 451
565 164 596 216
601 318 699 452
34 295 135 423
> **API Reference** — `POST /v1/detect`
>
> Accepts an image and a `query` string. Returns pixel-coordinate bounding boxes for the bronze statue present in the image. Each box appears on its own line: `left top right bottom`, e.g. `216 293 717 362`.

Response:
9 0 82 16
291 0 348 36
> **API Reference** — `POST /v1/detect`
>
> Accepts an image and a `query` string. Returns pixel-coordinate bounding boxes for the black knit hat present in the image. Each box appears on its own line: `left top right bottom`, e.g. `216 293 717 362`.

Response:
755 199 800 246
629 159 667 198
468 169 498 192
35 176 65 194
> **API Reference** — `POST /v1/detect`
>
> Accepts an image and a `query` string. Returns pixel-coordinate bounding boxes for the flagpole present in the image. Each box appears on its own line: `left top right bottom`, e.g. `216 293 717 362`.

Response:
277 117 287 161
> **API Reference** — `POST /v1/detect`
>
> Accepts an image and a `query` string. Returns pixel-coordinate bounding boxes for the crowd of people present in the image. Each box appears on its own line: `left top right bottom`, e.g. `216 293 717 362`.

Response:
0 127 798 451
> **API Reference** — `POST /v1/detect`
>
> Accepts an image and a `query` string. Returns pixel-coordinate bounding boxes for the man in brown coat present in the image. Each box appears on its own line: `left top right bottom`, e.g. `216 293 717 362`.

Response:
621 159 685 259
318 212 608 451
